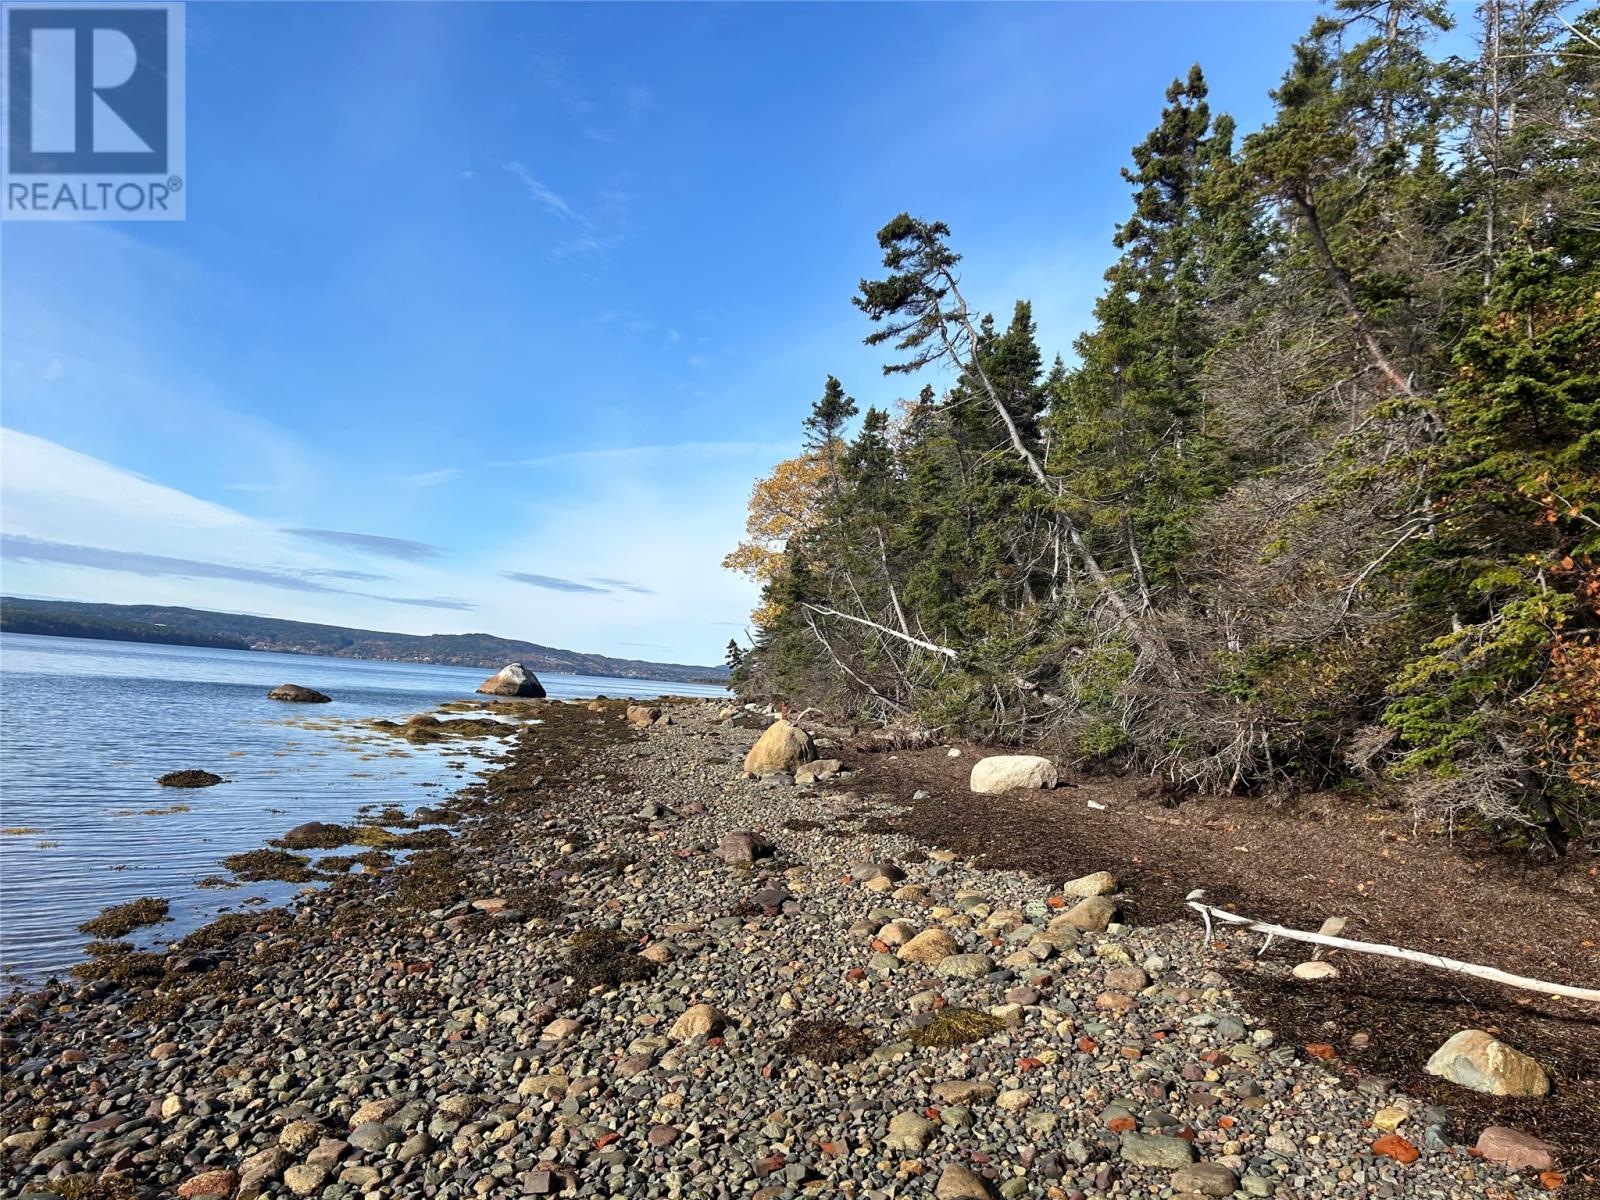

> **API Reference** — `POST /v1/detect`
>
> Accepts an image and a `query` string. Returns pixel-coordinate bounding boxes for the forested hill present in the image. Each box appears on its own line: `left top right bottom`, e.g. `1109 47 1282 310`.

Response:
726 2 1599 850
0 598 729 684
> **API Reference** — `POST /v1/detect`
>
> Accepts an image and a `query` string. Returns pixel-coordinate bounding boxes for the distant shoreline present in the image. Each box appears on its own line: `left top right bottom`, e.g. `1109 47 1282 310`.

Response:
0 597 730 685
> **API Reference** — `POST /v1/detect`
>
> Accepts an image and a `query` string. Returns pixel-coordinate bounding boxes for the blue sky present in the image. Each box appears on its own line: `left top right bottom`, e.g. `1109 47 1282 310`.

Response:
1 1 1326 666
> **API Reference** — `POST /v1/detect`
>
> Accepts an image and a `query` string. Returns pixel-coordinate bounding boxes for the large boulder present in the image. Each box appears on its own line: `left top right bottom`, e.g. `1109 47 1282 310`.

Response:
476 662 546 698
742 720 816 776
267 684 331 703
626 704 663 727
969 754 1058 794
1425 1029 1549 1097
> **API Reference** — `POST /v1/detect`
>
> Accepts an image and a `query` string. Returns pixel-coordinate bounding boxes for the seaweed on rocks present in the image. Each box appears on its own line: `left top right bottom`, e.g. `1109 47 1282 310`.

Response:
69 950 166 986
501 883 565 920
393 847 468 911
783 1018 878 1064
178 909 289 952
77 897 169 938
270 822 352 850
908 1007 1005 1049
562 927 657 1001
156 769 223 788
81 940 134 957
222 849 318 883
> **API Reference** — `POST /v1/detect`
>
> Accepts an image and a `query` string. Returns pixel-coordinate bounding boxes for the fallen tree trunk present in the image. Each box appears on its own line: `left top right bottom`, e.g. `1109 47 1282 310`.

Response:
1186 892 1600 1004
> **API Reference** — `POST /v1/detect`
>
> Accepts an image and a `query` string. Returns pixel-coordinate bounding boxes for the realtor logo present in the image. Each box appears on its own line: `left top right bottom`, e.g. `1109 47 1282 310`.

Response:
3 2 185 219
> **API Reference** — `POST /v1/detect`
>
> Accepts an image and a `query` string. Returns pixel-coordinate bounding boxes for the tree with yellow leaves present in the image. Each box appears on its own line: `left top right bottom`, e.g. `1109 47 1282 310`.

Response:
722 451 830 627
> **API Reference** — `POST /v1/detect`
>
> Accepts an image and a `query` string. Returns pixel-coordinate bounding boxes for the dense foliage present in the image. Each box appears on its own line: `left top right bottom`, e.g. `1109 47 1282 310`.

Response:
726 0 1599 848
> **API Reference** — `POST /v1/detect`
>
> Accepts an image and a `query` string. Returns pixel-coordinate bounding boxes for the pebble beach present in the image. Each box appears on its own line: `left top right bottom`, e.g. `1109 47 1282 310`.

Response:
0 699 1570 1200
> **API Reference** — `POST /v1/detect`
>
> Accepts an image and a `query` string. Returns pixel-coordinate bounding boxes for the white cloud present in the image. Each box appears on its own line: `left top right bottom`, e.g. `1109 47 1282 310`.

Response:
0 428 757 665
505 160 578 221
404 467 461 487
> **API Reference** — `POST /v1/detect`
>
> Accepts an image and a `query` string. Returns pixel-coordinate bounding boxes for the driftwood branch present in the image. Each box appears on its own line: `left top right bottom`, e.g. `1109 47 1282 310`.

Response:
1186 893 1600 1004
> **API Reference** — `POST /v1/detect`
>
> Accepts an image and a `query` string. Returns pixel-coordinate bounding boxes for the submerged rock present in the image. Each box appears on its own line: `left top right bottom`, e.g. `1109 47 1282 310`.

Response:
476 662 546 698
267 683 331 703
157 769 223 788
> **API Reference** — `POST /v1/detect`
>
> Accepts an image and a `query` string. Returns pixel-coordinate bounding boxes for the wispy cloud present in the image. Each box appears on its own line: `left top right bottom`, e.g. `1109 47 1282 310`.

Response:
404 468 460 487
285 528 445 562
0 534 471 611
505 161 578 221
588 576 656 595
503 163 630 258
502 571 610 594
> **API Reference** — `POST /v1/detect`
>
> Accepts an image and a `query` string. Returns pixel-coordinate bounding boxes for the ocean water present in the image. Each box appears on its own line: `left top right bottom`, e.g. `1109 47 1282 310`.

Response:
0 632 726 984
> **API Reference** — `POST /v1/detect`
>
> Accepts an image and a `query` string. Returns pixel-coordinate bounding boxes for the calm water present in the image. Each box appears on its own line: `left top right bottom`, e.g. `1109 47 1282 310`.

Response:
0 632 725 983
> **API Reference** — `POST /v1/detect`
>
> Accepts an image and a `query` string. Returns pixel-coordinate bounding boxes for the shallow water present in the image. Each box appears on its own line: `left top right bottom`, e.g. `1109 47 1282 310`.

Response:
0 632 725 983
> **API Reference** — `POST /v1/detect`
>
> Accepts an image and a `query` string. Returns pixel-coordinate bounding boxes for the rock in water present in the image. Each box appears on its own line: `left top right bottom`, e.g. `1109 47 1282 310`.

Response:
267 684 331 703
157 769 223 788
969 754 1058 794
1424 1029 1550 1097
476 662 546 698
742 719 816 775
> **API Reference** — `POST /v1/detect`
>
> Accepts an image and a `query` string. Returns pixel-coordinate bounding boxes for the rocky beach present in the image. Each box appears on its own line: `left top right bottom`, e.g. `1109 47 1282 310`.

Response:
2 699 1594 1200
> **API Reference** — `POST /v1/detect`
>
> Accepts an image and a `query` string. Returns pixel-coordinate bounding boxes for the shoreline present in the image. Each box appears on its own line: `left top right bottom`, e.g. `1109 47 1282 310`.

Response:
1 700 1592 1199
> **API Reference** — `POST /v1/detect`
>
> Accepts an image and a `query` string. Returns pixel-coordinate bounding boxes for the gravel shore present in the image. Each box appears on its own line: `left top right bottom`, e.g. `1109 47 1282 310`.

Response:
0 700 1566 1199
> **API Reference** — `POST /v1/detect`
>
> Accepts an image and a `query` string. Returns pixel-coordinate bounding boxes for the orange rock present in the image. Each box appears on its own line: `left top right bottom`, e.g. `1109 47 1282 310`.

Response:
1372 1134 1420 1165
1076 1037 1098 1053
1305 1043 1337 1060
1018 1057 1045 1073
1541 1171 1565 1190
177 1170 239 1198
1107 1116 1136 1132
1046 895 1066 908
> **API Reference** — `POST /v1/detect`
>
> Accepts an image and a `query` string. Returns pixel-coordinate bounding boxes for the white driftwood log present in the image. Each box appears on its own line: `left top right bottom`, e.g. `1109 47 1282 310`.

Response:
1185 891 1600 1004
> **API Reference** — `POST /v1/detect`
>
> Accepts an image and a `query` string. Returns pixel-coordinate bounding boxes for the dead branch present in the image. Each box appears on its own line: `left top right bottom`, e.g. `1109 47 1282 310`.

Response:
1186 893 1600 1003
803 603 958 659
